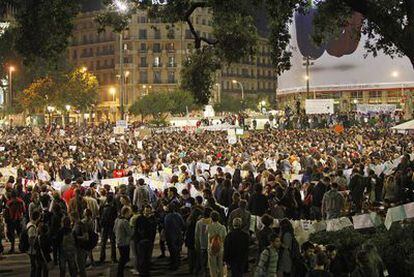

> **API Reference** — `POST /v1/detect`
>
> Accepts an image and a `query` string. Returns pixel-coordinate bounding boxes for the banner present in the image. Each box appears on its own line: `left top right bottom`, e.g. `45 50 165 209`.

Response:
305 99 334 114
357 104 396 114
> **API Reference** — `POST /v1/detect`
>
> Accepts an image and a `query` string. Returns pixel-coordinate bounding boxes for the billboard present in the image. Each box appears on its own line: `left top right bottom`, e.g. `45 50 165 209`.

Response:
305 99 334 114
278 10 414 94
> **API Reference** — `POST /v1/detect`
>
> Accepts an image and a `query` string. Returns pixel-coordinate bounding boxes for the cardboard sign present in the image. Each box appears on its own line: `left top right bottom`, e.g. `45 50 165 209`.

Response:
69 146 77 151
385 205 407 230
403 202 414 219
114 126 125 134
137 141 143 149
352 214 375 230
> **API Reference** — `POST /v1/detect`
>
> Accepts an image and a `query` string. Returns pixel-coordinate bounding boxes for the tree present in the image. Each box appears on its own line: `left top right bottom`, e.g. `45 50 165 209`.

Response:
19 77 56 113
0 0 82 64
180 47 220 104
168 89 196 115
63 68 99 112
18 67 99 114
129 91 172 121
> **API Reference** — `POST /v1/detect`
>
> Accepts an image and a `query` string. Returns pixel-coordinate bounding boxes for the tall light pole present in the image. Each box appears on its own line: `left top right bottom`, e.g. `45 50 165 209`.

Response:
114 0 128 120
8 66 15 110
302 56 314 98
214 83 221 103
232 80 244 100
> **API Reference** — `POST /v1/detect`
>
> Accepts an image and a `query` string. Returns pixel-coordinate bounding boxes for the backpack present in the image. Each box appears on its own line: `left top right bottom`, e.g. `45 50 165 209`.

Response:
78 229 99 251
19 224 36 253
209 234 222 255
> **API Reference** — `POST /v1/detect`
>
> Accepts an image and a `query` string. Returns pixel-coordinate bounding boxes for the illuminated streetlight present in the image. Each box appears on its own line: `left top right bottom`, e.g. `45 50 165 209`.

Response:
232 79 244 100
353 99 358 104
114 0 128 13
65 105 71 111
109 87 116 102
47 106 55 113
304 75 309 81
81 66 87 73
261 100 266 106
9 66 15 72
391 71 399 78
8 65 15 109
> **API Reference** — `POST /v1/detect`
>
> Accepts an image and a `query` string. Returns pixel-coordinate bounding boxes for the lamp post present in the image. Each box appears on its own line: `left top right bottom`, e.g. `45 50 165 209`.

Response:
109 86 116 102
260 100 266 114
232 79 244 100
214 83 221 103
47 106 55 125
8 66 15 110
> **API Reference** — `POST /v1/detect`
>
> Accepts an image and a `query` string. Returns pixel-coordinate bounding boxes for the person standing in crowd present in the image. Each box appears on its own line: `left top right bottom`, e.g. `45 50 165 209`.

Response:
349 168 367 214
228 199 251 234
69 188 86 220
321 182 344 219
352 250 379 277
306 252 332 277
114 206 133 277
362 243 387 277
49 203 64 265
325 244 350 277
185 204 203 275
224 217 249 277
249 184 268 217
134 204 157 276
99 193 118 263
164 203 185 270
227 192 241 219
255 233 280 277
257 213 274 256
73 213 88 277
37 222 52 277
133 178 150 211
5 189 26 253
311 178 329 220
195 207 212 276
27 210 41 277
0 213 5 260
57 216 77 277
207 211 227 277
278 219 295 277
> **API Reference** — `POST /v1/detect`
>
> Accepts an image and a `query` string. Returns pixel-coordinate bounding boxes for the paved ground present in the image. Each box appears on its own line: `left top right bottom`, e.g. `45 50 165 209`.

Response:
0 239 192 277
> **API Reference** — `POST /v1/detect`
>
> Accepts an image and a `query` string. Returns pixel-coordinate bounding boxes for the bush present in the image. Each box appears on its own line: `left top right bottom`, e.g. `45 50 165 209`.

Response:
309 223 414 277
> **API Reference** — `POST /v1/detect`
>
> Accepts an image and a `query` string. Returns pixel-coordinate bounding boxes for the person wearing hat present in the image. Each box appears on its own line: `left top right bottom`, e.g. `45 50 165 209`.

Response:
224 217 249 277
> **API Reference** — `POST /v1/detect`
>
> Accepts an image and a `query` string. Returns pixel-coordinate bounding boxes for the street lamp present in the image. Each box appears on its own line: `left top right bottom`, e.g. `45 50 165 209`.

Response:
142 85 151 96
47 106 55 125
8 66 15 109
214 83 221 103
80 66 87 73
65 105 71 112
109 87 116 102
232 80 244 100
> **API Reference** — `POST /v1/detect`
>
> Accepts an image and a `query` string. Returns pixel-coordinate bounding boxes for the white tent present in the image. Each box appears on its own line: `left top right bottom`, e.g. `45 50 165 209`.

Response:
391 120 414 133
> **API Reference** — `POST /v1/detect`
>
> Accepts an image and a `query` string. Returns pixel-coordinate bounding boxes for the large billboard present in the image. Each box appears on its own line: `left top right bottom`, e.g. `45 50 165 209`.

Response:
277 10 414 94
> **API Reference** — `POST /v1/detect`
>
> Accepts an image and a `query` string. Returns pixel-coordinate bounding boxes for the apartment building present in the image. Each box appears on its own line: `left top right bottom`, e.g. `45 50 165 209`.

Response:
68 6 277 121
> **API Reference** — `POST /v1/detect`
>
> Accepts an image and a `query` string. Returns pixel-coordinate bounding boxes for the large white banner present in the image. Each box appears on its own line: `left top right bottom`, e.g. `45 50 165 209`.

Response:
356 104 396 114
305 99 334 114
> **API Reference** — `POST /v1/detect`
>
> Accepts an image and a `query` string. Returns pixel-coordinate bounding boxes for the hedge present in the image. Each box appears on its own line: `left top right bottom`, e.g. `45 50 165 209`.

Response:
309 222 414 277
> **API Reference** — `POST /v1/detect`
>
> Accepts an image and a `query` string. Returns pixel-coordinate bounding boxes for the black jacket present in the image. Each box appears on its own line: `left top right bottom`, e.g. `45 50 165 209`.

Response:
224 229 249 265
248 193 268 216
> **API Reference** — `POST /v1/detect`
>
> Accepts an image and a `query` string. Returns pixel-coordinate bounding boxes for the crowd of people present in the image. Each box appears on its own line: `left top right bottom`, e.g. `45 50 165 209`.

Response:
0 118 412 276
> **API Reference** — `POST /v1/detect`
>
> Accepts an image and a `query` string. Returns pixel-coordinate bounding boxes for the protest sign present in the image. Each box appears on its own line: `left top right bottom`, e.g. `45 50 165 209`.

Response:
385 205 407 230
137 141 143 149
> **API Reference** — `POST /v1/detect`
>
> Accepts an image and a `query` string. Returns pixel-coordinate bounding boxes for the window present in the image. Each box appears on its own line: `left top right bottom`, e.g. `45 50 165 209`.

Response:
202 19 206 25
72 50 77 59
96 60 100 68
82 35 87 44
166 42 175 51
140 43 147 52
185 29 193 39
242 68 248 77
153 71 161 83
140 71 148 83
154 29 161 39
168 56 175 67
139 16 146 23
369 91 382 98
139 29 147 39
154 56 161 67
140 57 147 67
351 91 363 99
153 43 161 53
168 71 175 83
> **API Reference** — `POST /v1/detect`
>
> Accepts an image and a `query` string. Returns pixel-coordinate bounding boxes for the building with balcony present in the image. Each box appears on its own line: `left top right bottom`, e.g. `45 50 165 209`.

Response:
68 3 277 121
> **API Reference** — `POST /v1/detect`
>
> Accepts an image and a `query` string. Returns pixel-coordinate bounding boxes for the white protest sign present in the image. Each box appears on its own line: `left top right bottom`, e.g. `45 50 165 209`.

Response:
114 126 125 134
403 202 414 219
137 141 143 149
305 99 334 114
0 146 4 151
109 137 116 144
384 205 407 230
69 146 77 151
352 213 375 229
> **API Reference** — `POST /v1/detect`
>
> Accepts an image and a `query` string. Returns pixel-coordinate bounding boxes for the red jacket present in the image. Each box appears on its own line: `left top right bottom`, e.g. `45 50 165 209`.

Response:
62 186 76 204
6 197 26 221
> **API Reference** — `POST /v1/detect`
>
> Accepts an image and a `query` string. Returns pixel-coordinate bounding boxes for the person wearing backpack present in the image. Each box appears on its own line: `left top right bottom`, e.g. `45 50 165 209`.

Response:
164 202 185 271
114 206 133 277
99 194 118 264
224 217 249 277
278 218 295 277
73 213 89 277
255 233 281 277
57 216 77 277
195 207 212 276
206 211 227 277
5 189 26 253
27 210 41 277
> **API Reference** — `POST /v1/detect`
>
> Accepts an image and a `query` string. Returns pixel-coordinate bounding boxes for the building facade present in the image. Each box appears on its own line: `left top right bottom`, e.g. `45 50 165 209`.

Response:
68 8 277 121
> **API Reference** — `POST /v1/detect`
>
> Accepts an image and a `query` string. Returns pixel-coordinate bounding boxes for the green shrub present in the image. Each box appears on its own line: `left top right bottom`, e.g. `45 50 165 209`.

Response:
309 223 414 277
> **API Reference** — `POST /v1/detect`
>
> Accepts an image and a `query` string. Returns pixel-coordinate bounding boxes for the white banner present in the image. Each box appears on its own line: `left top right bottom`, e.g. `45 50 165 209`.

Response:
305 99 334 114
357 104 396 114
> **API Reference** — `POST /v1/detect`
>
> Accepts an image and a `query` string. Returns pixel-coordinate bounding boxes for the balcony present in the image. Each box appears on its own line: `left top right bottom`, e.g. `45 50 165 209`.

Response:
168 63 177 68
153 63 163 68
80 52 94 58
96 50 114 56
140 63 148 68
